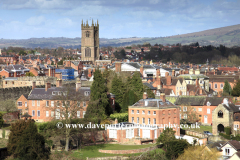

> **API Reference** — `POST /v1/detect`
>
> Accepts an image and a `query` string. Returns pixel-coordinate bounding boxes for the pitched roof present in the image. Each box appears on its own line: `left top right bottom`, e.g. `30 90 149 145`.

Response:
143 83 157 90
175 96 206 106
222 140 240 151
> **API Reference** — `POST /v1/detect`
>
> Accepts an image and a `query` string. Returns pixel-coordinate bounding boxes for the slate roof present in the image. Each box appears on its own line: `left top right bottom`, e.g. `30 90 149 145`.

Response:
204 97 223 106
125 62 141 69
143 65 155 69
175 96 206 106
207 141 226 151
222 140 240 151
131 99 177 109
71 61 80 66
143 83 157 90
28 86 90 100
222 103 240 112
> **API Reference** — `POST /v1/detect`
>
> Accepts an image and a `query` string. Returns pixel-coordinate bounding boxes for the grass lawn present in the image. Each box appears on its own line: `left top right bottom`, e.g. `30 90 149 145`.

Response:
182 125 212 133
71 143 158 159
0 138 8 148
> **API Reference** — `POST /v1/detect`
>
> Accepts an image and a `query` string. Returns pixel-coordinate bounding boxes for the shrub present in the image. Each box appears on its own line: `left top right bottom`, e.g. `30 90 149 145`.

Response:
109 113 128 123
225 127 231 135
0 113 4 128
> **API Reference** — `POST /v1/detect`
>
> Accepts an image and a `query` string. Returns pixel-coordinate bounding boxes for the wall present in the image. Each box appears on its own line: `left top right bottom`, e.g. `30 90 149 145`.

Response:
99 146 157 154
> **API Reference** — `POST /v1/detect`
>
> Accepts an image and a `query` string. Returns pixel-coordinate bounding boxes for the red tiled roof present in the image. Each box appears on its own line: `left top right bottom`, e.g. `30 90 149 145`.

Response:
218 67 238 71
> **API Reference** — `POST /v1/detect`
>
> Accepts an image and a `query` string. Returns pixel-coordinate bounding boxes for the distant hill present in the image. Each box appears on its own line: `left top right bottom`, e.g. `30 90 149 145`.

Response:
0 24 240 48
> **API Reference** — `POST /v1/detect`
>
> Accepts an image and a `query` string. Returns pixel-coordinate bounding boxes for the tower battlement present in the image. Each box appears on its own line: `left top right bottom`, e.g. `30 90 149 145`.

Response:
81 19 99 29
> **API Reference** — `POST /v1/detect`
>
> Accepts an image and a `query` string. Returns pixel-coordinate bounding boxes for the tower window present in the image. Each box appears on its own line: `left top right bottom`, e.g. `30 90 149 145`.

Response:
85 47 91 57
86 31 90 37
218 110 223 118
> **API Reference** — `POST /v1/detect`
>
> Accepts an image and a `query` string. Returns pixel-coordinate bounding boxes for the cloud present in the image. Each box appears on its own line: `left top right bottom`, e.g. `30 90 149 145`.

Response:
26 16 45 26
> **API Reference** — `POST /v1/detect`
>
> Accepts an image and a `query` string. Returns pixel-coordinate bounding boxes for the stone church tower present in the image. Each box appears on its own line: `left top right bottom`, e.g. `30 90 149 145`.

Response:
81 20 99 62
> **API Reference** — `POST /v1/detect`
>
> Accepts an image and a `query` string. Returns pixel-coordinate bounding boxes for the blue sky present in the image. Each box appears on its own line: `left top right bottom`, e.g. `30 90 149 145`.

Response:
0 0 240 39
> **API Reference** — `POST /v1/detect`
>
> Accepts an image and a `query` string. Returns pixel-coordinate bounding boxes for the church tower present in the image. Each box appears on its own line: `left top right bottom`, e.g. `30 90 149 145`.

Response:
81 19 99 62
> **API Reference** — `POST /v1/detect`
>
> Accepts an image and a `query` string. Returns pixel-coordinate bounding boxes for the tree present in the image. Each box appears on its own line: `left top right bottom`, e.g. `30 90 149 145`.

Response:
180 104 199 124
0 113 4 128
223 80 232 95
129 72 143 101
143 85 155 98
120 49 126 57
0 99 17 113
85 69 112 119
26 72 35 77
19 50 27 56
177 146 220 160
165 139 189 159
7 120 50 160
111 75 126 111
157 128 176 147
232 80 240 96
51 84 85 151
122 89 138 112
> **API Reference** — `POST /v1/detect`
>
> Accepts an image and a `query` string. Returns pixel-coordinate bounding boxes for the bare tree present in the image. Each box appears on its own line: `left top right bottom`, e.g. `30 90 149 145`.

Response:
50 84 87 151
0 99 17 113
180 103 199 124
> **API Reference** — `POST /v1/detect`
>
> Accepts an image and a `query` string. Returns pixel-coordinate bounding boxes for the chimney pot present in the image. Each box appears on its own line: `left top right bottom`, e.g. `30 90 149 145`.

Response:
32 81 36 90
45 82 51 91
160 93 166 102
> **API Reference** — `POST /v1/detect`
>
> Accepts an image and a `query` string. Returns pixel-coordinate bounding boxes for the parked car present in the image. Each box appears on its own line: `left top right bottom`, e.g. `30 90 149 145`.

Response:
204 131 213 135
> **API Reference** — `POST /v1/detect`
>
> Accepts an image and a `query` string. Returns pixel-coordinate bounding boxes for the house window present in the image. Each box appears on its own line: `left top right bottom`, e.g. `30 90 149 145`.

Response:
194 108 196 111
218 110 223 118
220 84 223 89
132 110 134 114
83 111 86 118
109 129 117 138
46 101 49 107
148 111 150 115
132 117 134 123
142 110 145 114
37 110 40 117
57 101 60 107
32 100 35 106
32 110 35 116
62 101 65 107
154 118 156 124
46 111 49 117
148 118 150 124
18 101 22 106
51 111 54 117
207 109 210 114
137 117 139 123
77 111 80 118
225 148 230 156
142 118 145 124
234 124 239 129
25 102 27 107
51 101 54 107
184 114 187 119
137 110 139 114
153 111 156 115
77 101 80 107
55 109 60 119
183 106 187 112
215 84 217 89
83 101 86 107
84 91 90 96
198 108 202 111
37 100 40 106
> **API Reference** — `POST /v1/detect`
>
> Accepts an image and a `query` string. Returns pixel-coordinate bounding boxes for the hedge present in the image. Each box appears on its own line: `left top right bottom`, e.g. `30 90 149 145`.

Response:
109 113 128 123
224 127 231 135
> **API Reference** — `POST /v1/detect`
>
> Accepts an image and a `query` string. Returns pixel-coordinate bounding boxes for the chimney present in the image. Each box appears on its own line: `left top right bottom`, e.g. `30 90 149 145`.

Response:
199 88 202 95
172 70 175 77
32 81 36 90
140 65 144 75
88 68 92 78
157 85 161 90
196 79 199 86
115 62 121 72
76 77 81 91
165 72 169 77
160 93 166 102
143 92 148 99
56 79 62 87
45 82 51 91
156 69 160 77
13 61 16 65
166 75 171 86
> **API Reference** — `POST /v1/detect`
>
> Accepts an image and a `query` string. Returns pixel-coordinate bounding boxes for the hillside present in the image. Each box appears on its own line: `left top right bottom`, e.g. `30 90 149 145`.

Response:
0 24 240 48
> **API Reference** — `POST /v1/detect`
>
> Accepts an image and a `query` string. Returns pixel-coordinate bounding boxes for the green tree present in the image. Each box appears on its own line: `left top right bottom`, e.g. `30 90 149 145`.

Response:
26 72 35 77
122 89 138 112
232 80 240 96
57 60 63 65
120 49 126 57
85 69 112 119
19 50 27 55
7 120 50 160
143 85 155 98
0 113 4 128
157 128 176 147
129 72 143 101
111 75 126 112
223 80 232 95
165 139 189 159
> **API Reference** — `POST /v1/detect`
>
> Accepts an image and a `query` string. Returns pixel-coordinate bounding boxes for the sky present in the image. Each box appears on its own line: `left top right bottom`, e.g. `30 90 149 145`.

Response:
0 0 240 39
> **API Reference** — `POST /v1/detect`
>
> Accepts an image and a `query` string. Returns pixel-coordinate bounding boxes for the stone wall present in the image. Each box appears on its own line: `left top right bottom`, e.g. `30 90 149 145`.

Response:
185 130 208 138
99 146 157 154
0 129 10 139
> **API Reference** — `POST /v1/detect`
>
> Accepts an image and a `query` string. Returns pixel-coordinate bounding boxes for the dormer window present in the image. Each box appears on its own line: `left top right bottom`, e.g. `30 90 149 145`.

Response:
207 101 211 106
52 91 57 95
84 91 90 96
